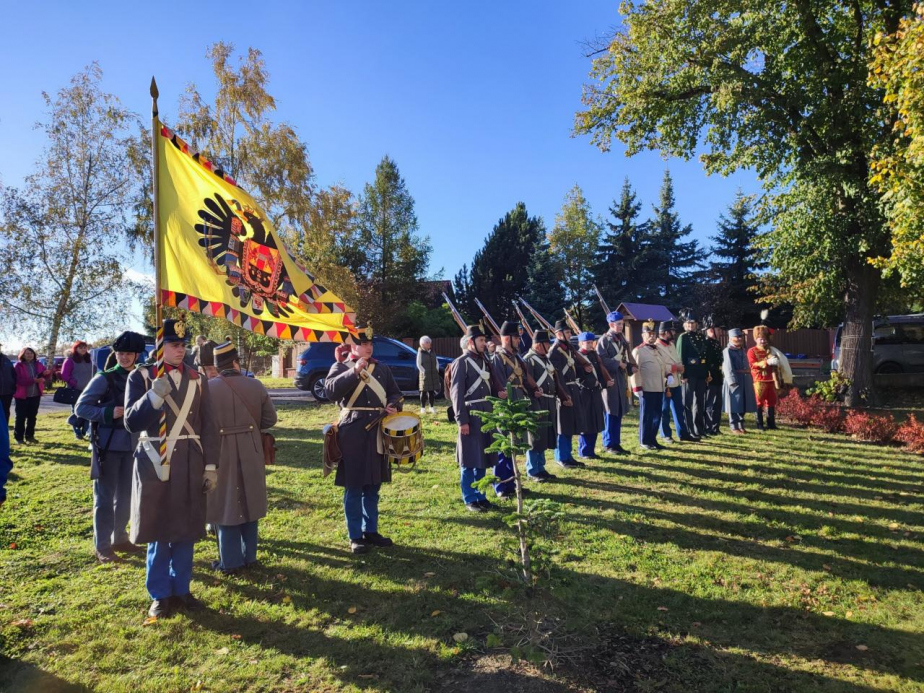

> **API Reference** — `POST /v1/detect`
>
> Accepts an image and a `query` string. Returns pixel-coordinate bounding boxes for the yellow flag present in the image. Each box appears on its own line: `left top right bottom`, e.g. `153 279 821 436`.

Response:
155 121 356 342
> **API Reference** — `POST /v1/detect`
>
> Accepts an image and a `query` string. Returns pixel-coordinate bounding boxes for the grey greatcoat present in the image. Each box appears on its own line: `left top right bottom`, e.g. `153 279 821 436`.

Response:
416 348 440 392
206 372 278 526
124 365 219 544
722 346 757 414
579 350 606 435
523 349 560 451
76 365 138 480
325 359 403 488
596 331 634 417
550 341 587 436
450 351 501 470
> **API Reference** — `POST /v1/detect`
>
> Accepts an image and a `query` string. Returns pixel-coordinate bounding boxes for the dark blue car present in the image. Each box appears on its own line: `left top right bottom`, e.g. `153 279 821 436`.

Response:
294 336 453 401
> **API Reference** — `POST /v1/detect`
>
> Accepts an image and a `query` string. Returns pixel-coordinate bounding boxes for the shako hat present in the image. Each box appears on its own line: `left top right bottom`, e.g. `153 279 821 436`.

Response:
214 341 239 370
658 321 675 333
163 318 188 343
355 322 374 344
642 320 657 333
198 340 218 367
465 324 486 339
554 319 568 333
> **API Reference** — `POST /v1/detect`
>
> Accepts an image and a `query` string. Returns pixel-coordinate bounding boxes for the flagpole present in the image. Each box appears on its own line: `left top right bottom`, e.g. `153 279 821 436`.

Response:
150 77 168 474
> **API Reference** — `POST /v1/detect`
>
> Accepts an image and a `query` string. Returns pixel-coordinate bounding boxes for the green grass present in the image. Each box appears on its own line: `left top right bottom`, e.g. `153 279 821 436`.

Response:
1 404 923 692
256 376 296 389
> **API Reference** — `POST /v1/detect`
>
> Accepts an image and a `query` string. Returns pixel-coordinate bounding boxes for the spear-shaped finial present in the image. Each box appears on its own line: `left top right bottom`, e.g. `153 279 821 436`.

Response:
150 77 159 116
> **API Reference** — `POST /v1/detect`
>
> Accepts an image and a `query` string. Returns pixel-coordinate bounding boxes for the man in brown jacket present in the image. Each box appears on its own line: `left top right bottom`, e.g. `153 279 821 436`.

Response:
206 341 277 573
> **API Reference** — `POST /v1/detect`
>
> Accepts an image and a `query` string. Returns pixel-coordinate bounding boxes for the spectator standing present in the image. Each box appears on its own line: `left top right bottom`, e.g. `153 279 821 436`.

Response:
0 343 15 425
75 331 147 562
13 348 47 444
206 341 277 573
416 336 439 414
191 335 207 369
62 341 94 440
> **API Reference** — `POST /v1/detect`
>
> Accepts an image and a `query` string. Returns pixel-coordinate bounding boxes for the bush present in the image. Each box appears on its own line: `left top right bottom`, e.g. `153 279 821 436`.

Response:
776 389 816 426
896 414 924 454
806 371 852 403
843 410 899 444
809 401 845 433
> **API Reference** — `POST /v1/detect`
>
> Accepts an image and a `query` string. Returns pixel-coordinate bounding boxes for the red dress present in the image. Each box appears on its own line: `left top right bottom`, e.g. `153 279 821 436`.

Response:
747 346 777 407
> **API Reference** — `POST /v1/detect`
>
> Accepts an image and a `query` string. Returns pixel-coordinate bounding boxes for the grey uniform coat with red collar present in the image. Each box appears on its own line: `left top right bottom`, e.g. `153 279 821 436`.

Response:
124 364 219 544
325 359 403 488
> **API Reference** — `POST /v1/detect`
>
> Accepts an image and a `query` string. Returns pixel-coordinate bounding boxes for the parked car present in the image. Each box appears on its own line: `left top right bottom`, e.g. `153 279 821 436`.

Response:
831 313 924 374
294 337 453 402
38 356 65 383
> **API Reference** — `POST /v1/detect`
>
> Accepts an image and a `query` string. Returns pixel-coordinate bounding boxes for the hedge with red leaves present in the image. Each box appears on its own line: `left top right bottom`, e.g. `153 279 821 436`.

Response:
843 411 899 444
896 414 924 454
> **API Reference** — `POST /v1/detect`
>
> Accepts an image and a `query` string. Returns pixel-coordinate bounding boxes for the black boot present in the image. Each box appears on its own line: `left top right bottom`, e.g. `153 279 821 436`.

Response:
756 407 765 431
767 407 777 430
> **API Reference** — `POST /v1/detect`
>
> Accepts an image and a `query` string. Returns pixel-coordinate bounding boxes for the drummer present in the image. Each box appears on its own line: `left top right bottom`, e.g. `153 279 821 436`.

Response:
324 324 404 554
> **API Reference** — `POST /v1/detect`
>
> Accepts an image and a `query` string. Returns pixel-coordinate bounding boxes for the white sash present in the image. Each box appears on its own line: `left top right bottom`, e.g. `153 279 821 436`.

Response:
527 353 554 390
463 356 491 400
346 363 386 409
139 375 200 482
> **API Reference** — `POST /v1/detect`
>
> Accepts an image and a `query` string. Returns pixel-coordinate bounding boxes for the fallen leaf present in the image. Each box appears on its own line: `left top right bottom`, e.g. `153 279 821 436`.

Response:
141 616 157 626
8 543 16 550
856 644 868 651
431 485 439 490
846 611 853 617
216 647 230 655
431 610 442 617
889 522 899 531
691 621 702 627
281 596 292 604
348 606 357 614
424 572 435 577
231 634 242 640
11 618 33 628
822 611 835 616
657 606 669 612
822 564 832 571
453 632 469 643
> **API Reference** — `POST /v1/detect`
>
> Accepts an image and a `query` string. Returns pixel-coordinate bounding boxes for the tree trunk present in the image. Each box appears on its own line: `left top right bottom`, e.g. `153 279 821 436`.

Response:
838 260 879 407
509 431 532 587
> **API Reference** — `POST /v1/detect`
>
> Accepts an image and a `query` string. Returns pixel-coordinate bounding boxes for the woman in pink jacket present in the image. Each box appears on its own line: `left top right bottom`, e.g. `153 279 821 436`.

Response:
13 347 48 445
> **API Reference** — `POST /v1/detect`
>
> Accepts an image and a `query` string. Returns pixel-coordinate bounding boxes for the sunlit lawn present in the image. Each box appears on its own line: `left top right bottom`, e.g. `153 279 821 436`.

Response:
0 402 922 692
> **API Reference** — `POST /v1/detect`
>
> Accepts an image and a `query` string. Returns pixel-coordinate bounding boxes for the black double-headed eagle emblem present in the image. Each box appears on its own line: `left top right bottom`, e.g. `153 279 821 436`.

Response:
194 193 297 318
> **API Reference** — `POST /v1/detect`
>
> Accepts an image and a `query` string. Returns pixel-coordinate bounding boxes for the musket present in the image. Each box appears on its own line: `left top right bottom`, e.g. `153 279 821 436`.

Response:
512 301 534 340
592 283 612 316
565 307 615 386
473 298 502 337
441 292 468 334
563 308 582 337
518 297 555 332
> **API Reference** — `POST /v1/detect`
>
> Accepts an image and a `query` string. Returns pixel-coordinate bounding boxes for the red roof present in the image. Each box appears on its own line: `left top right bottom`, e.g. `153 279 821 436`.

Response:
617 303 676 322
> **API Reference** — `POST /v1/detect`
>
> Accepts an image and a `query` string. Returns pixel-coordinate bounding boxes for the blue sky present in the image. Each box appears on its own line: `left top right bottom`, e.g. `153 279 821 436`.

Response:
0 1 759 323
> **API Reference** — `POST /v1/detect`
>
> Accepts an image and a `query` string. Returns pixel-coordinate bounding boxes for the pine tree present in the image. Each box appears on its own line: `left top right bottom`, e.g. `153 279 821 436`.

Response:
592 178 661 313
466 202 545 322
523 240 564 327
352 156 432 331
548 185 601 328
452 263 474 319
648 170 705 309
702 192 765 326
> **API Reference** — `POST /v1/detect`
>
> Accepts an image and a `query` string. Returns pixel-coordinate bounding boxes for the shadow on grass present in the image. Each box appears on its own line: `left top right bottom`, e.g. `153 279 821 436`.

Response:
0 656 89 693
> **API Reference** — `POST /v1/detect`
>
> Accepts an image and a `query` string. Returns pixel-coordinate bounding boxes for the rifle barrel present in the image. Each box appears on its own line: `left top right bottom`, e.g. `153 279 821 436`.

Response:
441 292 468 334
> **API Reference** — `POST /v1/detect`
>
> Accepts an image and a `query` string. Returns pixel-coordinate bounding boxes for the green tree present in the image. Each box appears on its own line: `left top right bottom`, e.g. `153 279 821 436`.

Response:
522 241 564 325
451 263 474 318
575 0 913 405
351 156 433 333
0 64 146 364
869 6 924 288
547 185 601 328
592 178 653 314
701 192 765 327
464 202 545 321
648 171 706 309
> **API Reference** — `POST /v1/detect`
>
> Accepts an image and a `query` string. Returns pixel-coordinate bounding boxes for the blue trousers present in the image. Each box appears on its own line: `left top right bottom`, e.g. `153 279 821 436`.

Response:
146 540 195 600
602 413 622 449
660 386 688 439
217 521 258 571
343 485 380 540
493 453 516 496
729 411 744 429
578 433 597 458
526 451 546 476
554 434 574 462
638 391 663 446
460 467 487 504
93 450 132 552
